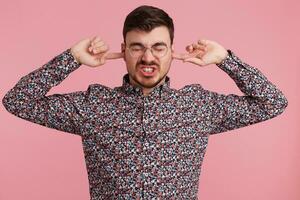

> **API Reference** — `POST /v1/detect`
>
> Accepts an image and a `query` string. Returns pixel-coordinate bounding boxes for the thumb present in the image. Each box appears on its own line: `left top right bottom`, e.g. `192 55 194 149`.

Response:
183 57 206 66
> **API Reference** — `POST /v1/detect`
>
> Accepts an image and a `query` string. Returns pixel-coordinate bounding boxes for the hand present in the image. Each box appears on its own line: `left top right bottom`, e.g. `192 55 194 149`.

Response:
172 39 228 66
70 36 124 67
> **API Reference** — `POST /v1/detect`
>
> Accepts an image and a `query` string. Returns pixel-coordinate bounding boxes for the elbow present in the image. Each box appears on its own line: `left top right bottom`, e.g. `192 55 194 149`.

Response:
2 92 10 111
282 95 288 109
2 90 20 115
279 94 288 113
270 93 288 117
278 90 288 110
2 92 14 114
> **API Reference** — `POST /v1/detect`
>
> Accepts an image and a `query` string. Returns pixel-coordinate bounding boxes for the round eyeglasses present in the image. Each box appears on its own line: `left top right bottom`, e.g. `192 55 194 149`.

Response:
126 43 169 58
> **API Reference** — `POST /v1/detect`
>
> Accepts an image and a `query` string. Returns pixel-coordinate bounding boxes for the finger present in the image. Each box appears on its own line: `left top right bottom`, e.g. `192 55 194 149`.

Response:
89 42 106 53
91 36 102 45
100 53 107 65
93 40 105 48
193 44 206 51
186 44 206 53
105 52 124 59
172 52 189 60
198 39 209 45
192 43 200 49
90 39 105 51
89 36 97 47
183 57 206 66
185 45 193 53
92 46 109 55
187 49 204 58
195 49 206 57
88 46 92 53
192 44 207 52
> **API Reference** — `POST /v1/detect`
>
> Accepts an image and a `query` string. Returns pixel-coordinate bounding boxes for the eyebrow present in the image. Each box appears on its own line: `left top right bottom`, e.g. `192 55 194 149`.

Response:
129 42 168 47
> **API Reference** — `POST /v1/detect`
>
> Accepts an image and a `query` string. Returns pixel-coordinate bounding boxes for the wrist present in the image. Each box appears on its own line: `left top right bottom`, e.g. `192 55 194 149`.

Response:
216 49 229 64
70 47 81 64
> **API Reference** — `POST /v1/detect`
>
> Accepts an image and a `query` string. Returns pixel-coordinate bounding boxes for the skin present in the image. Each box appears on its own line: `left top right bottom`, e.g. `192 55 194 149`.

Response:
121 26 173 95
70 26 228 96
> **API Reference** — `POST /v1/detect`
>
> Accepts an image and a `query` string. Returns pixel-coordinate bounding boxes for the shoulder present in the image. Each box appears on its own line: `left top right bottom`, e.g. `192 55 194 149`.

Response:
86 84 113 100
178 84 206 99
176 84 221 103
180 84 204 93
161 84 205 103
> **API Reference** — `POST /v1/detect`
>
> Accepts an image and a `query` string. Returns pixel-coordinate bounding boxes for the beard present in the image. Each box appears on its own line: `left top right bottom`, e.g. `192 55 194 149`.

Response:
131 72 167 89
130 59 169 89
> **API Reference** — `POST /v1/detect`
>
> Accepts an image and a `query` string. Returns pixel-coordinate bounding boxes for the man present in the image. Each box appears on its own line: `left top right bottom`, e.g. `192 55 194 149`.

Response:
2 5 288 200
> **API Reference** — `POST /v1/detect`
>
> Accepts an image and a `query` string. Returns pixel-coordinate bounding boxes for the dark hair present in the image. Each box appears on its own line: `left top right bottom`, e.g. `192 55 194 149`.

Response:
123 5 174 45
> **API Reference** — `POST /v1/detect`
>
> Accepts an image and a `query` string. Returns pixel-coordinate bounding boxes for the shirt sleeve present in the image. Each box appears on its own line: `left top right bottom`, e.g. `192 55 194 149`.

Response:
2 48 89 135
188 50 288 135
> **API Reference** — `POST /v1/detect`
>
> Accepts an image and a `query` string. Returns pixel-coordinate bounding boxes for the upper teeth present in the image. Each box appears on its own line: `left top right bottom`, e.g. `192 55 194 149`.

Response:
143 68 154 72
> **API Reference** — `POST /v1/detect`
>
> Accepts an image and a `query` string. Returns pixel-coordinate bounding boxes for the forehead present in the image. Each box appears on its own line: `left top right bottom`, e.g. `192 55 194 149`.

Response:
125 26 171 45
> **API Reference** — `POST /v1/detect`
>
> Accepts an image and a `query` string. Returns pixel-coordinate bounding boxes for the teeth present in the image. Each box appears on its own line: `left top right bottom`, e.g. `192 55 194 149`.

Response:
142 68 154 72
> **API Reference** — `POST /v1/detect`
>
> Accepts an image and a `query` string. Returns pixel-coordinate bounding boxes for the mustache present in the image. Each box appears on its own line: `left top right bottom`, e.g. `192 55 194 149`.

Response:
138 60 159 66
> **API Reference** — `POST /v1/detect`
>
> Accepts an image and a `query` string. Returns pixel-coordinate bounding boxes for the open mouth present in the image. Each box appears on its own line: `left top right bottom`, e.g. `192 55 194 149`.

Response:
139 65 157 76
142 67 154 72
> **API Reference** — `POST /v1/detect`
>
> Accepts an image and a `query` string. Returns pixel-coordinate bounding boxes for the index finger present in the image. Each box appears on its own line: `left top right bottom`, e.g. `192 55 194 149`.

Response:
172 52 189 60
105 52 124 59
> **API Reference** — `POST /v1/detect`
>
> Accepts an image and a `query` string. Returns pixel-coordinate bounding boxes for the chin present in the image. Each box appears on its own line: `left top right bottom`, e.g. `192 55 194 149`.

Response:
142 83 159 89
141 77 165 88
138 80 157 88
130 72 165 88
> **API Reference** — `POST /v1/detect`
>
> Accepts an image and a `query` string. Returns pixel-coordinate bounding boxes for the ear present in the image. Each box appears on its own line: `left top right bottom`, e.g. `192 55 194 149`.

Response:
121 43 126 61
171 45 175 60
121 43 125 52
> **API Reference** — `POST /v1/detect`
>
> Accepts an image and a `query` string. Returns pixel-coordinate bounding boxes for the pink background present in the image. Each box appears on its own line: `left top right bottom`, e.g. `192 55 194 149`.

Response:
0 0 299 199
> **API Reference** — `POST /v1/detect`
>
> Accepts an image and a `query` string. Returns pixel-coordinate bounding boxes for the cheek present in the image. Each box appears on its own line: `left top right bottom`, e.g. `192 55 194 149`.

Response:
125 54 138 71
160 55 172 70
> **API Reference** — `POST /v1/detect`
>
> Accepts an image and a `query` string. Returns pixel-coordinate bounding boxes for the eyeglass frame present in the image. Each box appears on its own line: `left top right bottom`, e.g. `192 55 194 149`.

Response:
124 42 171 58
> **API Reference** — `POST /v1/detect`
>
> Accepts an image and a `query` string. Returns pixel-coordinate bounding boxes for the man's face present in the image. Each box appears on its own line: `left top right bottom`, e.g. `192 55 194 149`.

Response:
122 26 173 89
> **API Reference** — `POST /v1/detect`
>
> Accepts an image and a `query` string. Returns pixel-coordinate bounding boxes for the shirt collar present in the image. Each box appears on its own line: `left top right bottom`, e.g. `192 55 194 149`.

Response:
121 74 170 98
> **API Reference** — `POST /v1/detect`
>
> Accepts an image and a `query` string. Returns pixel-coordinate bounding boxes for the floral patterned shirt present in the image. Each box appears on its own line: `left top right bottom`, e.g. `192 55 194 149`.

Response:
2 49 288 199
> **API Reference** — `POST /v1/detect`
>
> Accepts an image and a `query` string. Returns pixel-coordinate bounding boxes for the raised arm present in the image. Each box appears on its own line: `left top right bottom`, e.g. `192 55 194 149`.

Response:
174 39 288 135
202 50 287 134
2 36 123 135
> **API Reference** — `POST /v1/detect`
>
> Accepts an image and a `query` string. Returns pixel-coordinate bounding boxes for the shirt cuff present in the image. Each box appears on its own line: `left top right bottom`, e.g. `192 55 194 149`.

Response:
216 49 246 75
66 48 81 67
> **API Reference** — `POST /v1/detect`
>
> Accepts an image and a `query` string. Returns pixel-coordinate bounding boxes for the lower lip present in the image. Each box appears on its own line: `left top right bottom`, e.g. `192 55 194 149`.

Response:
139 67 157 77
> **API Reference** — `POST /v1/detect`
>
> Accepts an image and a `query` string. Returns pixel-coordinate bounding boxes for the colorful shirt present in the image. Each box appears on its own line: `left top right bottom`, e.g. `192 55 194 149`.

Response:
2 49 288 199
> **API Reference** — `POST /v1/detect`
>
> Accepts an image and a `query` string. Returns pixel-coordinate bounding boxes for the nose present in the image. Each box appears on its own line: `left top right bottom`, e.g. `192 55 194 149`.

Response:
141 48 155 63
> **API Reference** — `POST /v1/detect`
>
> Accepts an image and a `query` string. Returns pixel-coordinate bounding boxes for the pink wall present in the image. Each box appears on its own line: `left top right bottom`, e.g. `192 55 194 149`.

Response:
0 0 299 199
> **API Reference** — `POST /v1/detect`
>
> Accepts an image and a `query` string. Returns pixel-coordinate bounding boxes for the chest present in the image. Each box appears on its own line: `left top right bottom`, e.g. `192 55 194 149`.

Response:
84 96 210 163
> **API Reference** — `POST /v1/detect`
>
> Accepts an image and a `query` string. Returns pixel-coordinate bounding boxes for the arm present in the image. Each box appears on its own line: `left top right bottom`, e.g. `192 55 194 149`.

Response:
174 39 288 135
2 36 123 135
206 50 288 134
2 49 87 135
